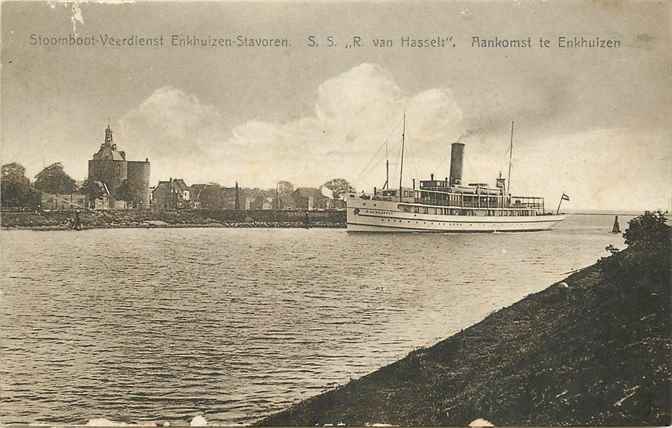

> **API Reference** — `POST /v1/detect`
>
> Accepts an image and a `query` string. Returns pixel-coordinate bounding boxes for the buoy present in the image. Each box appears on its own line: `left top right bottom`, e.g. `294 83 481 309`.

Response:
612 215 621 233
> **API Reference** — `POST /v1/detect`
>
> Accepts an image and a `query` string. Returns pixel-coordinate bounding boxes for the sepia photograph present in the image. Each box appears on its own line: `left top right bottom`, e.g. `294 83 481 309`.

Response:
1 0 670 426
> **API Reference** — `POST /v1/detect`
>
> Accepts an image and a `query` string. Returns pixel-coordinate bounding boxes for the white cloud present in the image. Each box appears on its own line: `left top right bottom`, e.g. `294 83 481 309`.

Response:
118 86 228 176
118 63 466 188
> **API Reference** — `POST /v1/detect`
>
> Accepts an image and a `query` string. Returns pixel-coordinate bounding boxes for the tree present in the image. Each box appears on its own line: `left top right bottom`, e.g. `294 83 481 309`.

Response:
2 162 27 181
277 181 296 209
33 162 77 194
115 180 133 203
600 211 671 290
624 211 670 252
323 178 355 199
1 162 40 208
81 179 107 201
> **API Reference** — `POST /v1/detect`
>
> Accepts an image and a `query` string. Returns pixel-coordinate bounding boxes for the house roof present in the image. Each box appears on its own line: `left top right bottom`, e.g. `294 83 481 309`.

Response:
172 179 188 192
153 179 189 195
92 144 126 161
152 181 169 194
189 184 208 200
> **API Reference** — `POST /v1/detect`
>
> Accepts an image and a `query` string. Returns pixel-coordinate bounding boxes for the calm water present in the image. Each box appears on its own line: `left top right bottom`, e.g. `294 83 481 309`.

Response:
0 215 631 425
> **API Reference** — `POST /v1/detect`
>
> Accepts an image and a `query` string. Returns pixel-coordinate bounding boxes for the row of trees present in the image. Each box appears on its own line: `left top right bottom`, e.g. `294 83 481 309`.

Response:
1 163 41 208
1 160 356 210
1 161 148 209
180 178 354 210
1 162 78 209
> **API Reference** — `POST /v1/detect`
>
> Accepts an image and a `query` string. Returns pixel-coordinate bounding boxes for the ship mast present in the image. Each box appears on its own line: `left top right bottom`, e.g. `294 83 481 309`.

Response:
507 121 514 196
399 112 406 202
385 160 389 190
383 140 389 190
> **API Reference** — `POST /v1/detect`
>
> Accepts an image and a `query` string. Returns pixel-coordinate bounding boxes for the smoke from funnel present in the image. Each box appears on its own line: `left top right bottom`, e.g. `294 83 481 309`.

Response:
456 128 479 142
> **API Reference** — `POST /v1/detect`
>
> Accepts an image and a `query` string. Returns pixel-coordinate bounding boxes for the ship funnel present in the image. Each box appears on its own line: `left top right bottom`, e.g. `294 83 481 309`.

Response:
449 142 465 186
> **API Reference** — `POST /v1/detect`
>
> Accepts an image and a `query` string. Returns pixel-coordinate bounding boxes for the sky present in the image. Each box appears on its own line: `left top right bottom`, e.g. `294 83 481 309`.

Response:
1 0 671 211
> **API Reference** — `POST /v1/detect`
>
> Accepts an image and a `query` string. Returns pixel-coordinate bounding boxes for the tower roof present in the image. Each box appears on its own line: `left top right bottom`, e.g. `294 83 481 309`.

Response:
105 123 113 145
92 123 126 161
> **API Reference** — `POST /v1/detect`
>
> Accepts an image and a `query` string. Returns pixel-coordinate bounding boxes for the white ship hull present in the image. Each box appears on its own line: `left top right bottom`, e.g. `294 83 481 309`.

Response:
346 196 565 233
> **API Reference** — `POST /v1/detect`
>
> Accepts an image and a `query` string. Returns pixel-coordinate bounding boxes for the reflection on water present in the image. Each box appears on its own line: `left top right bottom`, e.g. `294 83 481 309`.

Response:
0 214 630 425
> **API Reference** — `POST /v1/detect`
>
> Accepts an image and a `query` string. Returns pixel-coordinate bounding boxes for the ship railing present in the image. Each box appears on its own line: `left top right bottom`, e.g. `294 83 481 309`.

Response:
398 203 546 217
402 201 545 212
414 189 545 211
510 196 545 212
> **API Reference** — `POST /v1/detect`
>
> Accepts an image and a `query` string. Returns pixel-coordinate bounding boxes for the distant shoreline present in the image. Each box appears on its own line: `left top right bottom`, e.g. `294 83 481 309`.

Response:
0 208 347 231
1 223 346 232
568 211 643 216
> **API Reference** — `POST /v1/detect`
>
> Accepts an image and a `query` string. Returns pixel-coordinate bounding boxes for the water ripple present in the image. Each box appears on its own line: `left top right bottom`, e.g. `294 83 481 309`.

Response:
0 215 629 424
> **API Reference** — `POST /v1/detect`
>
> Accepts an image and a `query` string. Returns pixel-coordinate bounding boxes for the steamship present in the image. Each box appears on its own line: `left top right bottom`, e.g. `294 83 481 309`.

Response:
346 121 566 232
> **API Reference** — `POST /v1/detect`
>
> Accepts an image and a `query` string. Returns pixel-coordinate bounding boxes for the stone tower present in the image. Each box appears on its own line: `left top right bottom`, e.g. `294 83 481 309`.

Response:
87 123 150 208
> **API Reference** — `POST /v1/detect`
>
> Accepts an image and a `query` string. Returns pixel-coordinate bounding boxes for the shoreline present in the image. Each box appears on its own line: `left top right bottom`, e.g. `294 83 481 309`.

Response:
0 209 347 231
1 223 346 232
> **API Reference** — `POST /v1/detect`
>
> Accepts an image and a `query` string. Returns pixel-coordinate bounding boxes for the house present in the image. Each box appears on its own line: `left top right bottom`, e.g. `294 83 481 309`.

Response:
220 186 240 209
189 183 238 209
188 184 208 209
332 198 347 210
40 192 87 211
242 188 274 210
262 197 274 210
244 193 266 210
151 178 190 210
292 187 330 210
83 180 112 210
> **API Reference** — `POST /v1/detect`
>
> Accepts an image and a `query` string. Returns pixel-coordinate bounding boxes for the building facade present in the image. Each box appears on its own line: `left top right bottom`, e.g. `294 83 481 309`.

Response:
87 124 150 209
292 187 330 210
40 192 87 211
189 183 242 210
152 178 190 210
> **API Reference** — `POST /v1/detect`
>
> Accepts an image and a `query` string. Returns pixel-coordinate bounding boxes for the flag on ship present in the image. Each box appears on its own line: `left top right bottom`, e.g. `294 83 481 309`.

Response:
561 193 570 201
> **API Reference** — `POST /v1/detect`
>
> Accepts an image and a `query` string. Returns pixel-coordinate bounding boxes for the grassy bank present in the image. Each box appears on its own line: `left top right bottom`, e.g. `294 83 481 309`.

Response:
0 209 346 230
259 213 671 426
